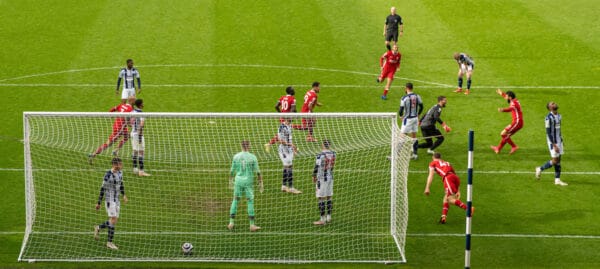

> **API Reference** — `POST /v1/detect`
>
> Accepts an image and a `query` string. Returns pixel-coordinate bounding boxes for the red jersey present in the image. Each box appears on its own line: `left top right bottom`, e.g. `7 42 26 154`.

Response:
110 103 133 128
429 159 456 179
501 98 523 125
277 95 296 113
301 89 318 113
380 50 401 69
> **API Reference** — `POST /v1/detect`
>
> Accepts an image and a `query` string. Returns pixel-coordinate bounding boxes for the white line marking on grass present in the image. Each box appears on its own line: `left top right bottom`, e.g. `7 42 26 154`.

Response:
2 230 599 239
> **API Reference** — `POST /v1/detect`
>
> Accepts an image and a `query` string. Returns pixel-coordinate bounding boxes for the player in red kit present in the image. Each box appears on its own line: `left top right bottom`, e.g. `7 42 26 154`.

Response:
265 86 297 153
88 96 136 164
376 44 401 100
295 82 322 142
491 89 523 154
424 153 471 224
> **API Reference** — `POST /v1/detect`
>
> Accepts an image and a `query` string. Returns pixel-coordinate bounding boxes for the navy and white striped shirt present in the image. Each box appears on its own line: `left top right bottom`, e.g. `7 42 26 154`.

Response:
99 170 124 204
278 123 293 153
457 53 475 67
545 112 562 144
132 108 144 135
313 150 336 182
399 93 423 118
117 67 141 90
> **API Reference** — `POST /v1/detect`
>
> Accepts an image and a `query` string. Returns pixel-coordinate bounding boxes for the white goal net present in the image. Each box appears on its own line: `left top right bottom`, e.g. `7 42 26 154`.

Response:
19 112 412 263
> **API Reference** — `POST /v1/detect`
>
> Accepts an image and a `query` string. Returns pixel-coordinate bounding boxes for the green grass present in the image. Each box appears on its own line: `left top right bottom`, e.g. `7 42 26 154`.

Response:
1 0 600 268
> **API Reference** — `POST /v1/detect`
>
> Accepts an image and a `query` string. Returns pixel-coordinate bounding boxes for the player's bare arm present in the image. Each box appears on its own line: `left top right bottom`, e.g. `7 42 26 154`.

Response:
424 170 435 195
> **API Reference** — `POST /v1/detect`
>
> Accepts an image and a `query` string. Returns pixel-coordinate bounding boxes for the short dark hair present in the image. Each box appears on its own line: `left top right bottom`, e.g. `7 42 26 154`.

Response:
286 86 295 95
405 82 413 89
111 157 122 166
135 99 143 108
438 96 446 102
312 81 320 88
433 152 442 159
241 140 250 149
506 91 516 99
126 59 133 64
322 139 331 149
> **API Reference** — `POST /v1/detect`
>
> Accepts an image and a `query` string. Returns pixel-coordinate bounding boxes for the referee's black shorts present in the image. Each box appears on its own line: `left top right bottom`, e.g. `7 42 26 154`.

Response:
385 31 399 42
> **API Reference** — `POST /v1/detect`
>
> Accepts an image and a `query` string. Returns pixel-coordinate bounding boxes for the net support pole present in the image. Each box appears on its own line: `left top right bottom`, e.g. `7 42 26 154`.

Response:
465 130 474 269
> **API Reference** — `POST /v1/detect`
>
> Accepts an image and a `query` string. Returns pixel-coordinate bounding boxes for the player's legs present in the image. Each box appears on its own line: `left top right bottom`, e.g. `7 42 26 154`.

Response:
466 67 474 94
382 73 395 99
430 128 444 151
121 88 135 104
229 183 243 228
306 118 317 142
455 67 465 93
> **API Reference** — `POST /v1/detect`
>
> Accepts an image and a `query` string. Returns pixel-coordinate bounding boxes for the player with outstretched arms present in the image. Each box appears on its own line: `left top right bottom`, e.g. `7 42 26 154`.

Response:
312 139 336 225
265 86 297 153
295 82 322 142
278 118 301 194
228 141 263 232
116 59 141 104
88 96 136 164
491 89 523 154
94 158 128 250
377 44 402 100
453 52 475 95
535 102 568 186
131 99 150 177
424 153 472 224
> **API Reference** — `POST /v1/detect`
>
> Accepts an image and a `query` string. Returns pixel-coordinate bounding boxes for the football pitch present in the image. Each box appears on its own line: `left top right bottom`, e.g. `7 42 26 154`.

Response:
1 0 600 268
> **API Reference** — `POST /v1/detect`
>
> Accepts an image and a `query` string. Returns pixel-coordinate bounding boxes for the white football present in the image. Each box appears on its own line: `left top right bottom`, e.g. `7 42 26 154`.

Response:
181 242 193 254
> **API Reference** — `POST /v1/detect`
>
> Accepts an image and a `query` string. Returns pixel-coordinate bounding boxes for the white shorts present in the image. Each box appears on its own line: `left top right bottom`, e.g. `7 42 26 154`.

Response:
400 117 419 134
460 64 474 74
131 133 145 151
315 178 333 198
121 88 136 99
105 201 120 218
278 146 294 167
548 141 564 158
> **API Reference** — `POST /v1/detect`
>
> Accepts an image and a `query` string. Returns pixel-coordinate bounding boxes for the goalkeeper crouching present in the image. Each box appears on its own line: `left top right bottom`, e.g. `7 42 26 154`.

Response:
228 140 263 232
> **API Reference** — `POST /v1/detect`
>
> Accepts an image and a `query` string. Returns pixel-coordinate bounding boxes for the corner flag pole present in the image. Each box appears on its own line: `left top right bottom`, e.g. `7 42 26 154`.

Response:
465 130 474 269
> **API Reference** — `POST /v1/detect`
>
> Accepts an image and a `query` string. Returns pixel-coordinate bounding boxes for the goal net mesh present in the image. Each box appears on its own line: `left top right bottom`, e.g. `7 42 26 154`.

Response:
20 112 411 263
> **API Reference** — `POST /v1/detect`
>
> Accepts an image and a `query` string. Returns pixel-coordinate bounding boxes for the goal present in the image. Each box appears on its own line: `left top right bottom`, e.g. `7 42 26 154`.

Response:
19 112 412 263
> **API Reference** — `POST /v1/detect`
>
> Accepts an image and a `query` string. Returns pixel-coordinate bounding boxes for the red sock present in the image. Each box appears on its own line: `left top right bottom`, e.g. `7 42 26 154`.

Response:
383 88 389 96
454 200 467 210
506 137 516 147
95 144 108 155
117 139 126 149
442 202 449 216
498 135 509 150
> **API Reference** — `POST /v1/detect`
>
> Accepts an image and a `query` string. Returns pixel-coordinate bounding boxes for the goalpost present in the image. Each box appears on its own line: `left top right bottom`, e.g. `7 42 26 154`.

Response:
19 112 412 263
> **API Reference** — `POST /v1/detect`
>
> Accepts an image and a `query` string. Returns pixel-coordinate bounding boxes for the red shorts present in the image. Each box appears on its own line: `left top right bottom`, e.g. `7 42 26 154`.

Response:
301 117 315 129
379 67 398 80
503 122 523 135
109 125 129 143
443 173 460 196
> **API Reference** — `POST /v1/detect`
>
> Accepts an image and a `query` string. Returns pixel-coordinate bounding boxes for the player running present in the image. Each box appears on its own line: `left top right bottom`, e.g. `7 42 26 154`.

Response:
116 59 141 104
89 96 136 164
453 52 474 95
535 102 568 186
418 96 451 155
265 86 297 153
424 153 472 224
491 89 523 154
94 157 128 250
295 82 322 142
312 139 336 225
377 44 402 100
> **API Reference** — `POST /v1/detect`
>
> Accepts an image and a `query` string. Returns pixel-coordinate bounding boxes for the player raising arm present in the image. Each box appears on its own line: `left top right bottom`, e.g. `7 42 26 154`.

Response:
424 153 471 224
94 158 128 250
491 89 523 154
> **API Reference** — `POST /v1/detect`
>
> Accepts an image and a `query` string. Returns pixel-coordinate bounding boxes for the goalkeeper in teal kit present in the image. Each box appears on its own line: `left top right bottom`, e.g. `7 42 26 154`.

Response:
228 140 264 232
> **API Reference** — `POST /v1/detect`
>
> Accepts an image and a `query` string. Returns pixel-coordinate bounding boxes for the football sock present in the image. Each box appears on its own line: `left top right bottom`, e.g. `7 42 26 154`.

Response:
95 144 108 155
454 200 467 210
431 136 444 150
318 201 326 217
383 88 389 96
138 156 144 170
229 198 239 217
249 215 255 226
540 160 553 170
554 163 561 179
283 168 293 187
117 139 126 150
506 137 516 148
107 224 114 242
442 202 449 216
413 141 418 154
458 77 463 88
132 155 138 169
229 215 235 225
467 79 472 90
498 135 509 150
99 220 109 229
247 198 255 219
326 199 333 215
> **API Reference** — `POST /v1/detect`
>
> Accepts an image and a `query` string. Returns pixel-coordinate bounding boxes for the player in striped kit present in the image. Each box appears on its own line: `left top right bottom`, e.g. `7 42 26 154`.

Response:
278 118 301 194
131 99 150 177
94 158 128 250
535 102 568 186
265 86 297 153
116 59 141 104
398 82 423 160
424 153 471 224
453 52 475 95
491 89 523 154
312 140 336 225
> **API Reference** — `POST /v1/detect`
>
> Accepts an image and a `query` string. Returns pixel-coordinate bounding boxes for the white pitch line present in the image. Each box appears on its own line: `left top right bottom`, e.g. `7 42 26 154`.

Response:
1 231 599 239
0 83 598 89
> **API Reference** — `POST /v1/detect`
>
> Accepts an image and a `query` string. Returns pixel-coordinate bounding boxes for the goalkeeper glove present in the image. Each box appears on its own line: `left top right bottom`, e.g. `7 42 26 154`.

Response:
442 123 452 133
